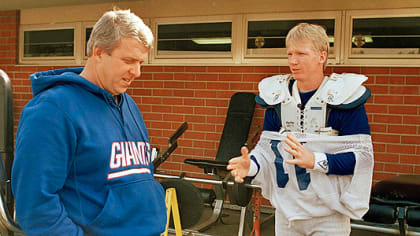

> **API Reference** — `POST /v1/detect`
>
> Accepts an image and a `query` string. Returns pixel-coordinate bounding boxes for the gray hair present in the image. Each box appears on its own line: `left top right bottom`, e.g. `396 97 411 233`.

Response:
86 9 153 57
286 23 329 68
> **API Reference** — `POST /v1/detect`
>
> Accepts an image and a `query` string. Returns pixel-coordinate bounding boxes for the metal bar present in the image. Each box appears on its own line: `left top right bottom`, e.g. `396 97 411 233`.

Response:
154 174 261 189
351 222 420 236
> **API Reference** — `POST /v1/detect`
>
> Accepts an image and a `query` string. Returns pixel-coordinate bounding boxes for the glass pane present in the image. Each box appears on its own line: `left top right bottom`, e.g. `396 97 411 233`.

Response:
157 22 232 54
352 17 420 55
85 27 93 56
247 19 335 55
24 29 74 57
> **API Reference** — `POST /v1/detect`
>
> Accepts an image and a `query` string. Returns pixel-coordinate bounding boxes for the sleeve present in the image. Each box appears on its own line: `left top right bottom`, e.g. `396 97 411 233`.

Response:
12 100 84 236
262 108 281 132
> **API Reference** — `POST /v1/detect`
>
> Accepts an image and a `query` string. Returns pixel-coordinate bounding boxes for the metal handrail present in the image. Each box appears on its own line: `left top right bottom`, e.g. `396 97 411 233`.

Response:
0 69 22 233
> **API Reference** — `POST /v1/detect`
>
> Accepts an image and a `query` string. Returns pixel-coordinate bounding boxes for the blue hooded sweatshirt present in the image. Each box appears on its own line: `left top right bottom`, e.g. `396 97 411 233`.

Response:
12 68 166 236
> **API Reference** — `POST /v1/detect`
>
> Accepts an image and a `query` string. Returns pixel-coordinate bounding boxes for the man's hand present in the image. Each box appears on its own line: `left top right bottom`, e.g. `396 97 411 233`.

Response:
284 134 315 169
227 146 250 183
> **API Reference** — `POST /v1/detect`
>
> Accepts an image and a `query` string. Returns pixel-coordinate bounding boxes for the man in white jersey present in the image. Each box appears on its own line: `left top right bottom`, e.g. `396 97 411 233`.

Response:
227 23 374 235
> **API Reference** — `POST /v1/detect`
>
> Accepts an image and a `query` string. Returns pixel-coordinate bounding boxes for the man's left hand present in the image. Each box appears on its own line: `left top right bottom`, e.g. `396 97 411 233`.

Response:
284 134 315 169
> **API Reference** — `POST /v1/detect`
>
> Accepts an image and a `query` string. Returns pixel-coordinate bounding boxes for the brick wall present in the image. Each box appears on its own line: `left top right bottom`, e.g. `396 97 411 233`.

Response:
1 10 420 188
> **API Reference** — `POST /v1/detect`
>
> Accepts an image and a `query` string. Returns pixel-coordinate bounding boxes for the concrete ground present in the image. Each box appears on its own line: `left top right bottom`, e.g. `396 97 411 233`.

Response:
168 205 420 236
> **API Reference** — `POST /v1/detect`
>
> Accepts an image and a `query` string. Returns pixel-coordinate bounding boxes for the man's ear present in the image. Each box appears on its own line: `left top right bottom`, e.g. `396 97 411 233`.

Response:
92 46 104 60
319 51 327 65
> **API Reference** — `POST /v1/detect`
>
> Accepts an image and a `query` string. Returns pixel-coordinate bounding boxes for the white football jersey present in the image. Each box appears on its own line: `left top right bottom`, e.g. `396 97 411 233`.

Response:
250 131 374 222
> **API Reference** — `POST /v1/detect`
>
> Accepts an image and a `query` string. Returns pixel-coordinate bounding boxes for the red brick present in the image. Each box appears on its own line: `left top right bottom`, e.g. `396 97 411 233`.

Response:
280 66 291 73
390 67 420 75
373 162 384 171
374 153 399 162
184 98 204 106
230 82 254 90
153 73 173 80
194 107 217 115
332 67 361 74
207 82 228 90
219 73 242 81
400 155 420 164
143 81 164 88
183 131 205 140
367 85 388 94
403 116 420 125
254 66 279 73
369 124 387 133
415 166 420 174
207 66 230 72
405 76 420 85
231 66 254 73
404 96 420 105
372 143 386 152
131 88 152 96
142 66 164 72
374 95 403 104
172 106 193 114
150 121 172 129
174 89 194 97
162 97 182 106
371 133 400 143
205 99 228 107
375 76 405 85
365 104 388 114
389 105 417 115
142 97 162 105
174 73 195 81
184 114 206 123
184 81 206 89
387 144 416 154
164 66 185 72
361 67 389 75
193 124 215 132
193 140 215 149
243 74 266 83
164 81 185 89
152 105 173 114
390 86 419 95
401 135 420 145
152 89 173 97
384 164 414 174
196 73 218 81
373 114 402 124
185 66 206 72
206 116 225 124
194 90 217 98
388 125 417 134
142 112 163 121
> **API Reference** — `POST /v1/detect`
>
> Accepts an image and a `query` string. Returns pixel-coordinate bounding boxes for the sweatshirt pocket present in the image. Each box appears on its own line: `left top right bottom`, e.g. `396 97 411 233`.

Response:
85 179 166 236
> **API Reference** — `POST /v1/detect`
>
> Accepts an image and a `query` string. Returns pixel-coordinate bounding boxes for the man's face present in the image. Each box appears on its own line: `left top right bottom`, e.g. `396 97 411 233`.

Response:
287 39 326 81
95 37 148 95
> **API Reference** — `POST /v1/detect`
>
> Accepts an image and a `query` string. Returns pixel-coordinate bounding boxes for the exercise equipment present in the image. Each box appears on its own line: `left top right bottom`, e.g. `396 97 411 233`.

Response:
352 175 420 235
0 69 23 234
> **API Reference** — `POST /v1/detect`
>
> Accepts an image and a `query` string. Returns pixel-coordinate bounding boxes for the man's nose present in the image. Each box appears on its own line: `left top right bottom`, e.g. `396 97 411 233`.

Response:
130 63 141 78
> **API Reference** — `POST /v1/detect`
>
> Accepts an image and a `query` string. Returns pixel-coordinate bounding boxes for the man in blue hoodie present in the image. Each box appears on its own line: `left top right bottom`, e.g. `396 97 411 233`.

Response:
12 9 166 236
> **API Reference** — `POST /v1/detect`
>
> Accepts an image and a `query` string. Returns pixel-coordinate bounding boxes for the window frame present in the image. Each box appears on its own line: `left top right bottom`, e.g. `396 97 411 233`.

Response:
241 11 343 66
19 23 81 65
149 15 242 65
343 8 420 66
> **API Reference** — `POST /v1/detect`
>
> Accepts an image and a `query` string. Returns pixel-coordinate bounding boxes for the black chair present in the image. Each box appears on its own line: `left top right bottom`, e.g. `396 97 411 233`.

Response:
159 92 257 234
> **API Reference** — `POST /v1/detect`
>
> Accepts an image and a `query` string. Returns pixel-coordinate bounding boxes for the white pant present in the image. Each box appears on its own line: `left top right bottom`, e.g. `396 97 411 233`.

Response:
275 211 351 236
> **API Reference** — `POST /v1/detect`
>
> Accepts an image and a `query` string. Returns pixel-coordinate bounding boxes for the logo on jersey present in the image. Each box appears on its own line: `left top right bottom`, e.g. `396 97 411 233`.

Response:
107 141 151 180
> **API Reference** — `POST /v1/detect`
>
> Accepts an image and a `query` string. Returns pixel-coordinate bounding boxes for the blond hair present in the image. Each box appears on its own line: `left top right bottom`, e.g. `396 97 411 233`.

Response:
86 9 153 57
286 23 329 68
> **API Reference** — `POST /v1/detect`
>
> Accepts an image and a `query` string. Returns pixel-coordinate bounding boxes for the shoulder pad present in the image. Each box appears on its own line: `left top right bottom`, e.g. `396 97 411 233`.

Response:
319 73 369 107
257 74 291 106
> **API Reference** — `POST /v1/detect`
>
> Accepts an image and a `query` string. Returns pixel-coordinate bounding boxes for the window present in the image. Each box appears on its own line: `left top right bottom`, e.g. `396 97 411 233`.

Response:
19 23 82 65
150 15 240 64
344 8 420 65
242 11 342 66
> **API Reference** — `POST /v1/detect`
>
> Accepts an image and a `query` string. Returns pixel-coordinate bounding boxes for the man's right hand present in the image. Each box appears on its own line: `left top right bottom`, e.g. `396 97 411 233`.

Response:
227 146 250 183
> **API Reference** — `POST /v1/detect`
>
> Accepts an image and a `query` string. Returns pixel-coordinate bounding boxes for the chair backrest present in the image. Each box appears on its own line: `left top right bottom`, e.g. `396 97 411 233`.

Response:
215 92 256 162
0 70 13 154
